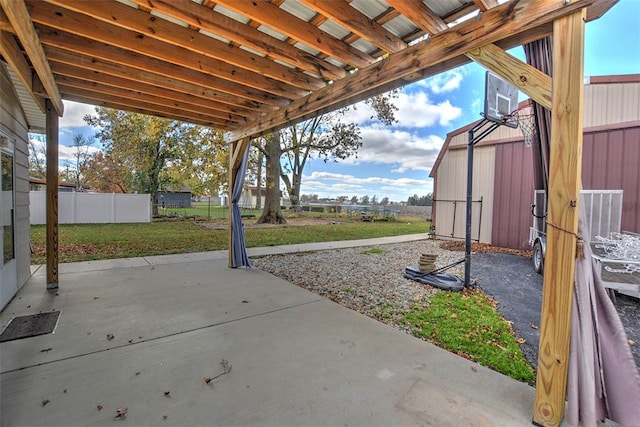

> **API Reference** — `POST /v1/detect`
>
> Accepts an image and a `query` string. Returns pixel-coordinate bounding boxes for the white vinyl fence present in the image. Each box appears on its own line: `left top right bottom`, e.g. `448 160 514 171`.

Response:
30 192 151 224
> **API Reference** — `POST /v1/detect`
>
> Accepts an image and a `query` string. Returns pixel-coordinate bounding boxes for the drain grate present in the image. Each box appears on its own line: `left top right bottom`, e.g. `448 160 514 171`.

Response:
0 311 61 342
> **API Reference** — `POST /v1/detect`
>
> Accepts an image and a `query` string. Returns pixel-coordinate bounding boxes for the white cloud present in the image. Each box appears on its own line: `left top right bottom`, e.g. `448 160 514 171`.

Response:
415 69 466 94
393 92 462 128
59 100 96 128
338 127 443 172
29 137 102 166
300 171 432 202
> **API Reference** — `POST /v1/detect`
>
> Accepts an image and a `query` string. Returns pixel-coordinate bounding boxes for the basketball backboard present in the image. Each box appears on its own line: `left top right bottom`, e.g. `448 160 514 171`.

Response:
484 72 519 128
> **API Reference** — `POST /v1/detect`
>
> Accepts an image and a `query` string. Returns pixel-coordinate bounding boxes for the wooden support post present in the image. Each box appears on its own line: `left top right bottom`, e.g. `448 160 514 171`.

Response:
45 99 59 289
533 9 586 427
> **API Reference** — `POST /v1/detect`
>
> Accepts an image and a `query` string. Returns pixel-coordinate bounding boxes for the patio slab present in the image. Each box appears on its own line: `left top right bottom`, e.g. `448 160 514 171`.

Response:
1 243 535 426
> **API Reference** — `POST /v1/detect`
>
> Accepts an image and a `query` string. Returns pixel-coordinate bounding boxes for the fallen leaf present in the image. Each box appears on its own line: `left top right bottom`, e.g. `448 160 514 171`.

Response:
163 415 168 420
629 339 635 346
530 324 539 330
241 300 249 303
135 372 141 376
450 313 457 318
40 348 52 352
204 376 213 384
63 389 67 394
164 391 170 397
517 338 526 344
114 406 128 419
106 333 115 341
97 405 103 411
93 296 99 300
471 365 478 372
42 399 50 406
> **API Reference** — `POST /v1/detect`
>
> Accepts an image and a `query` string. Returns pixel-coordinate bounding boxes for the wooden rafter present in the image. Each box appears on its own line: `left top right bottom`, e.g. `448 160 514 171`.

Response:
386 0 447 34
46 0 325 92
226 0 596 142
0 30 46 112
299 0 407 54
126 0 346 82
213 0 375 69
1 0 63 115
27 1 310 100
38 34 287 109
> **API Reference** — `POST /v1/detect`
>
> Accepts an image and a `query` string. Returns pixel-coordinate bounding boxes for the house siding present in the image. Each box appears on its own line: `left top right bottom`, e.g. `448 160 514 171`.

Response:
1 63 32 296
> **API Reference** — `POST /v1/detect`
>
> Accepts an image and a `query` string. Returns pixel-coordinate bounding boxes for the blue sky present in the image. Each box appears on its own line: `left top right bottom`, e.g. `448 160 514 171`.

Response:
55 0 640 203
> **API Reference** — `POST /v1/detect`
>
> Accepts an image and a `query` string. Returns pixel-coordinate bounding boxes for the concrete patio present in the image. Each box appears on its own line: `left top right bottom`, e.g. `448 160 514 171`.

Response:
1 237 535 426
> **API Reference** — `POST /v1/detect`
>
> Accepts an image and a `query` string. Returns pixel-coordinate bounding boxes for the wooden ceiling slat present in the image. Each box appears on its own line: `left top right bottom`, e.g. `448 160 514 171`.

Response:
55 74 248 124
227 0 596 141
127 0 346 82
38 30 287 110
51 67 253 124
298 0 407 54
27 1 310 100
386 0 448 33
46 0 325 92
58 86 234 129
213 0 375 69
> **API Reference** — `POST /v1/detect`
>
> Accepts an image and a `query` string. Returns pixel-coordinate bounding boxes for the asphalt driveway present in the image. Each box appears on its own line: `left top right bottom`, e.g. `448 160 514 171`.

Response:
469 253 639 370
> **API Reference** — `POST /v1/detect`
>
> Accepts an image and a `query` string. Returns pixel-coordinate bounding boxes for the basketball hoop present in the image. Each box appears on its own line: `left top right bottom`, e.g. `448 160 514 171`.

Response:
509 109 537 147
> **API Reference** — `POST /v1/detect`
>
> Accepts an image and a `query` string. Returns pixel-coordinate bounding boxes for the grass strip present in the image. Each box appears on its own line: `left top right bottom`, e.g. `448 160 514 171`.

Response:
402 289 535 384
30 219 430 264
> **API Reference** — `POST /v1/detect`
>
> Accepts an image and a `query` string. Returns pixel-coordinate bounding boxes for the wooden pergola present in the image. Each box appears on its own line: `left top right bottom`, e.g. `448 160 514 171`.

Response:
0 0 618 425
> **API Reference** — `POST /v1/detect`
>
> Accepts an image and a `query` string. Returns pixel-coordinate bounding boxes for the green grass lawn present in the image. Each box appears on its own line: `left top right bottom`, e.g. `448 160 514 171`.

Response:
30 217 430 264
402 290 536 384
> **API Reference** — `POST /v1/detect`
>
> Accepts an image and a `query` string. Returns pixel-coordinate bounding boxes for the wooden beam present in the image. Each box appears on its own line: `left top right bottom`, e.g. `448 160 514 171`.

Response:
58 87 231 129
46 0 325 92
27 1 309 100
387 0 552 108
54 74 249 124
533 9 586 427
226 0 595 142
465 43 552 110
127 0 345 82
299 0 407 54
41 38 285 110
50 60 258 119
0 0 63 116
0 30 46 112
386 0 447 33
213 0 375 69
45 99 59 289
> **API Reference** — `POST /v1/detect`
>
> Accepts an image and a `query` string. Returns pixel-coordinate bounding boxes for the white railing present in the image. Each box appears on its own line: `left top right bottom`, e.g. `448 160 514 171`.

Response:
30 192 151 224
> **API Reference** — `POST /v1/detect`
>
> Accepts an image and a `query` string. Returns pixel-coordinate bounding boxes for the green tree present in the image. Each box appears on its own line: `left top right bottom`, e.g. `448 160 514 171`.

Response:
380 197 389 206
85 108 209 215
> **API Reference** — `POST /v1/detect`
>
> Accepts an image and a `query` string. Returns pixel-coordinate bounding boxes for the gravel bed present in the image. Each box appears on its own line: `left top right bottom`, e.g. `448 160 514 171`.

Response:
253 240 464 328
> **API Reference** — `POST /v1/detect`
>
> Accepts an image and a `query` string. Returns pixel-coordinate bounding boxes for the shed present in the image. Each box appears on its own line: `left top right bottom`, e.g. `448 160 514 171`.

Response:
429 74 640 250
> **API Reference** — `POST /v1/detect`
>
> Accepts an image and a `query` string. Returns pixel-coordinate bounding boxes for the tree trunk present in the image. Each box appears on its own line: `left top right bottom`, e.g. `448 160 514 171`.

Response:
255 150 263 209
257 133 286 224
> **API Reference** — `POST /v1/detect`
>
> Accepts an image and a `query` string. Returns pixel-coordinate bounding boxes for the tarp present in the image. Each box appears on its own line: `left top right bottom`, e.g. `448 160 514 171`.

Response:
566 204 640 426
230 145 252 268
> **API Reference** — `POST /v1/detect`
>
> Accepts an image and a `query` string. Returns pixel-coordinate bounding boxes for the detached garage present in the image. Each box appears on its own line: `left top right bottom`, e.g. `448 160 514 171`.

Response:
430 74 640 250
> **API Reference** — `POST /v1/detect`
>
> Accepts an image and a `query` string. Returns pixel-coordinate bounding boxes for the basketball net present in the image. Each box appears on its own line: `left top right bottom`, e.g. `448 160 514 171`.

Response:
510 109 537 147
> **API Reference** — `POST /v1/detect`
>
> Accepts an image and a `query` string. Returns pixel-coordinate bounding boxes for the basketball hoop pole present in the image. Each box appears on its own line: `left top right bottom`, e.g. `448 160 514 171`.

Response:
465 118 500 288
